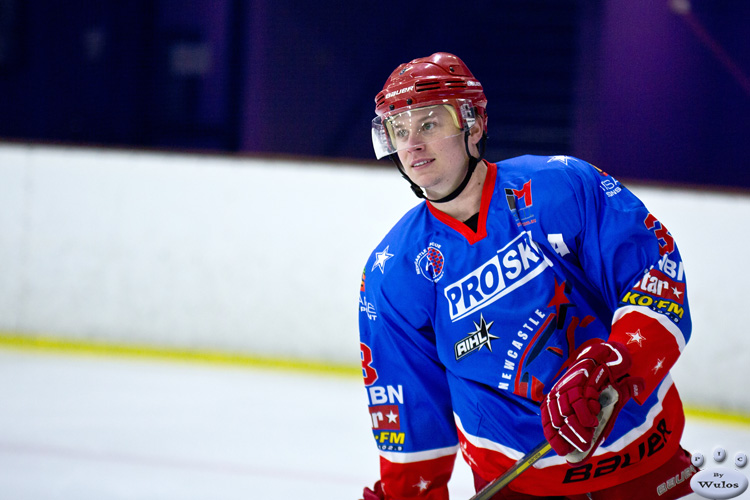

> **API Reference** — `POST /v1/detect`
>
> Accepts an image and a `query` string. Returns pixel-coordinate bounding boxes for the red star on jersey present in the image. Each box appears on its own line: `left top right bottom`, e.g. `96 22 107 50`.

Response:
547 277 573 328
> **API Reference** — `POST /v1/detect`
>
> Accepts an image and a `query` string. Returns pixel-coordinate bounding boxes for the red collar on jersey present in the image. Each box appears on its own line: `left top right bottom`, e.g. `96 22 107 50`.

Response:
426 161 496 245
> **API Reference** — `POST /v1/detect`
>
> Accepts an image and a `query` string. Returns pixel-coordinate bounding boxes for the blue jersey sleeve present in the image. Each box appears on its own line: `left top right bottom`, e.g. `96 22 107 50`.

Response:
543 157 691 400
359 226 458 498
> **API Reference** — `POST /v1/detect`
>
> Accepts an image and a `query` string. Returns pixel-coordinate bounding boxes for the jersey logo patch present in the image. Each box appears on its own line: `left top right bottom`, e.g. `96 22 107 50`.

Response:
454 314 497 361
414 242 445 282
444 232 550 321
504 180 536 226
632 268 685 304
369 404 400 430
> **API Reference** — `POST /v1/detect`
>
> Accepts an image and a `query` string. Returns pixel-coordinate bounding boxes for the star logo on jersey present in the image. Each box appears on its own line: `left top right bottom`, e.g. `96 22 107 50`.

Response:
372 245 394 273
547 155 573 165
414 477 431 493
454 315 498 361
385 409 399 424
653 357 665 374
626 329 646 347
547 278 574 329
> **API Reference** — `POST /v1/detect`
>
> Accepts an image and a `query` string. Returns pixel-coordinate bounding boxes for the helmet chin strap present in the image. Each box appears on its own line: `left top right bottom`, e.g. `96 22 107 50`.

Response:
391 132 487 204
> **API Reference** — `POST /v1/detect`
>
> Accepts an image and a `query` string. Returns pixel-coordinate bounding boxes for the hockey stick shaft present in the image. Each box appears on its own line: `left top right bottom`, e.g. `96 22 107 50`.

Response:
468 387 617 500
468 440 552 500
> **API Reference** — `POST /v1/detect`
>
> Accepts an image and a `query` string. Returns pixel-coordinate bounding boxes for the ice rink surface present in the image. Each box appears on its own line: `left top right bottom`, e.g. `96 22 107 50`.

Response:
0 348 747 499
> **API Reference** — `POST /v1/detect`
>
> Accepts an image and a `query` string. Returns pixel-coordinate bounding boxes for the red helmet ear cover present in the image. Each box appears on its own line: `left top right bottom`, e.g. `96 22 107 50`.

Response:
374 52 487 132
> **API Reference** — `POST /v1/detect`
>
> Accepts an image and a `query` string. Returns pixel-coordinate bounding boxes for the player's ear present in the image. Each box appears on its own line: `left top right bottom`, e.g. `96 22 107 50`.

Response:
468 119 484 147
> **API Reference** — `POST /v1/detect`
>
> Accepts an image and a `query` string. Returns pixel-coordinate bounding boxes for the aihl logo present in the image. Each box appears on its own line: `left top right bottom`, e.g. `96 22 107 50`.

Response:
454 315 497 361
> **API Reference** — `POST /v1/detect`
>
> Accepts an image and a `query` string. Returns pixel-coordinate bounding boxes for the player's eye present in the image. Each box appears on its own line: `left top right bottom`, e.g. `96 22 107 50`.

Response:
394 128 409 140
421 120 439 133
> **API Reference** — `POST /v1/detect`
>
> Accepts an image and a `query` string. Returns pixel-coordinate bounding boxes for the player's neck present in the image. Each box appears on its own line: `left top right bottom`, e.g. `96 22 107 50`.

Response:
430 160 487 222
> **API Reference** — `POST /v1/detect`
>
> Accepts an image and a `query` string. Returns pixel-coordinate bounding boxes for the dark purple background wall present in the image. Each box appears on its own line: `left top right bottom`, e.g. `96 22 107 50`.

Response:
574 0 750 188
0 0 747 188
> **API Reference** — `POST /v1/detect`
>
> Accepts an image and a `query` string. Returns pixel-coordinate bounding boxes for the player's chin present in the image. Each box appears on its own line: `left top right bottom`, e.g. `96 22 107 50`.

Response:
422 185 452 200
406 171 434 188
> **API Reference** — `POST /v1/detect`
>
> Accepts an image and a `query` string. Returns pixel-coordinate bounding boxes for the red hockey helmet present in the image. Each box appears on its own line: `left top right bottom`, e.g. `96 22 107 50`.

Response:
372 53 488 159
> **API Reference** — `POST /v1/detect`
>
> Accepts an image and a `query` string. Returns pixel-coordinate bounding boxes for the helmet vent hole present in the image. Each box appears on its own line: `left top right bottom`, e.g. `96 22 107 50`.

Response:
415 81 441 92
445 80 467 88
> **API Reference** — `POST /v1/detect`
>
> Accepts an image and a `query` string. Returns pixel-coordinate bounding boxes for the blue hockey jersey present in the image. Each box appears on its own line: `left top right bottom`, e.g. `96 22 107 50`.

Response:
359 156 691 498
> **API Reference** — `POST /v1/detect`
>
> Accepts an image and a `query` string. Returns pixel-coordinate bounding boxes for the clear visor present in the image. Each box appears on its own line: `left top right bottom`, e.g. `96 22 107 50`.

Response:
371 100 476 159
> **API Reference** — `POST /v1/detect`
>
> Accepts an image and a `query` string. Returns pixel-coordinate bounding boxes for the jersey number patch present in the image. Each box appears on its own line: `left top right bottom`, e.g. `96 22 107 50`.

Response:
361 342 379 385
644 213 674 256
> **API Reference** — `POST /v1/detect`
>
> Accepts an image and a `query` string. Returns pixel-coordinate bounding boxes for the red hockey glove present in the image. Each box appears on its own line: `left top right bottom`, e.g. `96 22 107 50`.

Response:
362 480 385 500
540 341 645 463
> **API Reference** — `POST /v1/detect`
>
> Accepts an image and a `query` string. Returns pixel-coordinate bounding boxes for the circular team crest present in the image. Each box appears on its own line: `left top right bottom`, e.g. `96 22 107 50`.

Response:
416 245 445 282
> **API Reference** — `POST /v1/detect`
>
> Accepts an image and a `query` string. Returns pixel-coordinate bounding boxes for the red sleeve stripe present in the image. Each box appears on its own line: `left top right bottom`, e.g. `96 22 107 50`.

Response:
380 454 455 499
612 305 687 352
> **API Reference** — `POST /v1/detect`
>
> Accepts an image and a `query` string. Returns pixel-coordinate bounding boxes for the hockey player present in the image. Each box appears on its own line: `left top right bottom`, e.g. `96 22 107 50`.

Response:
358 53 695 499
